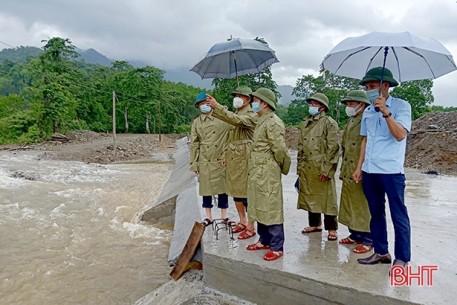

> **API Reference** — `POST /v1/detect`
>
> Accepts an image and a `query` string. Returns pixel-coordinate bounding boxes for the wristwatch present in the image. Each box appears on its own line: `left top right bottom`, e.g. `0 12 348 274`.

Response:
383 112 392 118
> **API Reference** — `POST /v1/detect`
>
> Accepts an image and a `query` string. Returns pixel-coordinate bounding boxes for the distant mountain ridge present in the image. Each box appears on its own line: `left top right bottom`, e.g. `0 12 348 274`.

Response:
0 46 112 66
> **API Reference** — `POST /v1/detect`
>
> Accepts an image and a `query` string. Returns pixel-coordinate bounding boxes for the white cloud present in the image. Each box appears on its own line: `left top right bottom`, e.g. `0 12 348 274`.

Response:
1 0 457 106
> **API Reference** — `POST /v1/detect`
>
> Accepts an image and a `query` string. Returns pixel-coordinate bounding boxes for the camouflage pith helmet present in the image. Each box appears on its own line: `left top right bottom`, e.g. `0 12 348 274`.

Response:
195 92 206 107
307 93 329 109
341 90 370 105
232 85 252 97
251 88 276 110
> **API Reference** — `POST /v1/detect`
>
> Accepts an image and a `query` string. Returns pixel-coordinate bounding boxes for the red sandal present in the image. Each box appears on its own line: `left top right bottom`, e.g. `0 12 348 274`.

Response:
246 241 270 251
238 228 256 240
232 223 247 233
263 250 283 261
339 236 358 244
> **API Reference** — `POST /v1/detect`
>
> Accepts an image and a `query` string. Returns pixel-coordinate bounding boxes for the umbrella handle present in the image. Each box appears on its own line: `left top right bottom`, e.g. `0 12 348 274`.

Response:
375 47 389 112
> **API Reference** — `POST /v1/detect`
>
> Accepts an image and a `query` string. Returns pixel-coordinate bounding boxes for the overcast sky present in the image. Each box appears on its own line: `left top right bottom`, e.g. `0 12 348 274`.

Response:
1 0 457 106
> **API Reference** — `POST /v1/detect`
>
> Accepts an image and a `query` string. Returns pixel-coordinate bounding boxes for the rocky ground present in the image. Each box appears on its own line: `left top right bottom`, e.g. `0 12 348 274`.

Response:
405 111 457 175
1 111 456 175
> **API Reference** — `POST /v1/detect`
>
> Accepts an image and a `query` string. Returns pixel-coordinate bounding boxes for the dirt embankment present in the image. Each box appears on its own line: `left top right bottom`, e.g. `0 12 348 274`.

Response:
284 111 457 176
2 111 456 175
405 111 457 175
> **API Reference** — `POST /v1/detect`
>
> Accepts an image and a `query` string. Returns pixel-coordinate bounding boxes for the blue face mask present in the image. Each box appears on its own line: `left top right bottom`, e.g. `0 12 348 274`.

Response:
308 106 320 116
366 88 380 104
199 104 211 113
252 101 261 113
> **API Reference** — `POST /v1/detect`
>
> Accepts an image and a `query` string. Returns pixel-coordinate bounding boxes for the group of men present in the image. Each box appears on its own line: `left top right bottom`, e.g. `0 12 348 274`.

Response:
189 67 412 268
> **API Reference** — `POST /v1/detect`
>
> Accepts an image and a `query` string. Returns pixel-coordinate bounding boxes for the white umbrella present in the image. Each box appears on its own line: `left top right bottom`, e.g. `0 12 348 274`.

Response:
321 31 457 83
190 38 279 80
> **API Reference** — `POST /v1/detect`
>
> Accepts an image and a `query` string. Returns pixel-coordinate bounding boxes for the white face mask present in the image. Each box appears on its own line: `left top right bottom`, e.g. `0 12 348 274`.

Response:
233 97 244 108
308 106 320 116
345 103 363 117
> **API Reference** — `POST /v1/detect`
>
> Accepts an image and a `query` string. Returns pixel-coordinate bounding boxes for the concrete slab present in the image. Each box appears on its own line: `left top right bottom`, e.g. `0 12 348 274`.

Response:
201 150 457 305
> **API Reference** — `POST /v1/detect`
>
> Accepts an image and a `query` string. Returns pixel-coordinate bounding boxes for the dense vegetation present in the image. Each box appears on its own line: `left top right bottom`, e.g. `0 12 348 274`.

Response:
1 37 454 144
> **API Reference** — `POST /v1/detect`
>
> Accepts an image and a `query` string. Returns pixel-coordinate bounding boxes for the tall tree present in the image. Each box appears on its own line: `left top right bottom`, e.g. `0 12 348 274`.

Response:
293 71 360 127
31 37 82 136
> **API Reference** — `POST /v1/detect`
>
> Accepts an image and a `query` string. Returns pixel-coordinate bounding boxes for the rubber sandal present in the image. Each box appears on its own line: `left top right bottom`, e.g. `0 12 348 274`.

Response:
246 242 270 251
339 236 357 244
202 218 213 227
238 228 256 240
232 223 247 233
301 227 322 234
353 244 373 254
327 230 338 241
263 250 283 261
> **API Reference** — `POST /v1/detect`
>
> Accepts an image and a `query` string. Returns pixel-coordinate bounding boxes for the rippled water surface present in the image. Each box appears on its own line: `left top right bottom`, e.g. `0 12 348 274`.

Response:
0 151 173 305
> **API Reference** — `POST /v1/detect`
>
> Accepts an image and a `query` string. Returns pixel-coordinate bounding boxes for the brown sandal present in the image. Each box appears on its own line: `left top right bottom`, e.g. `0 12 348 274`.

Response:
353 244 373 254
327 230 338 241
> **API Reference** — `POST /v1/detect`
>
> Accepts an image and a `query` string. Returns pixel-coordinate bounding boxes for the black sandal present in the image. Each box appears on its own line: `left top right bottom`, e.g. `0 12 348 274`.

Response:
202 218 213 227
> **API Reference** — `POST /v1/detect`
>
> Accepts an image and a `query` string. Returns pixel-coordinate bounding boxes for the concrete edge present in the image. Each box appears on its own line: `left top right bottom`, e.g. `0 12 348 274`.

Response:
140 136 196 224
203 252 420 305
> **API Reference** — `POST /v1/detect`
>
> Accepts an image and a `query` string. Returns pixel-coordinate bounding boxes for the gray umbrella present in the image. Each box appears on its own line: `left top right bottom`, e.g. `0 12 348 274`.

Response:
190 38 279 79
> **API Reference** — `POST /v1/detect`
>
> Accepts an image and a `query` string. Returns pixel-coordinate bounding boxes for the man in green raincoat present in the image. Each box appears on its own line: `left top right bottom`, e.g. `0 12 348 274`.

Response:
190 92 230 226
338 90 372 254
245 88 291 261
297 93 339 241
206 86 258 240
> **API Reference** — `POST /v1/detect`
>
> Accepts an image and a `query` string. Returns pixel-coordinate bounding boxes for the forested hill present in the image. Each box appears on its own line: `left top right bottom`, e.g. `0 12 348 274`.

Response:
0 46 112 66
0 38 206 144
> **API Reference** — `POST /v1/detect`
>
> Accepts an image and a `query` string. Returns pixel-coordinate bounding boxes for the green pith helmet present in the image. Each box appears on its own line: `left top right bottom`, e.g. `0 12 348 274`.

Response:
359 66 399 87
232 85 252 97
251 88 276 110
307 93 329 109
341 90 370 105
195 92 206 107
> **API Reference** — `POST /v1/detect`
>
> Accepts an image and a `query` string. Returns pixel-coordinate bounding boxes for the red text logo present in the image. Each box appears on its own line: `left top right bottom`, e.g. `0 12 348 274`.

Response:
390 265 438 286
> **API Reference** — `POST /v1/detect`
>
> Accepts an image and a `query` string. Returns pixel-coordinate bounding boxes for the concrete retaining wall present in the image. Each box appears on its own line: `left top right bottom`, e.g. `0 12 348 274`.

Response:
139 137 201 266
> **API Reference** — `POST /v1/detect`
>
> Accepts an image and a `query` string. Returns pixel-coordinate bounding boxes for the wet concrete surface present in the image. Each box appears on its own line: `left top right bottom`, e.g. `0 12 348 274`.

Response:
201 150 457 305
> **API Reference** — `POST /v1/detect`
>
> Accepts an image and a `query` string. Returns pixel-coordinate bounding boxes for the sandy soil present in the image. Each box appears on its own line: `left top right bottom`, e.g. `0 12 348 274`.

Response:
0 131 182 164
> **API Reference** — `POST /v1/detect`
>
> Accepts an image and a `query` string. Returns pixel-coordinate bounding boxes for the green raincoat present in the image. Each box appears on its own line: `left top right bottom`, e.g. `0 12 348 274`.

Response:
248 110 291 225
190 113 230 196
297 112 339 215
212 104 258 198
338 115 370 232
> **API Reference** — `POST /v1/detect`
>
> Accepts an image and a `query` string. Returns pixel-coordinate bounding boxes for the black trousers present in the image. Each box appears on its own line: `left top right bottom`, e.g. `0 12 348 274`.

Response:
257 222 284 252
308 212 338 231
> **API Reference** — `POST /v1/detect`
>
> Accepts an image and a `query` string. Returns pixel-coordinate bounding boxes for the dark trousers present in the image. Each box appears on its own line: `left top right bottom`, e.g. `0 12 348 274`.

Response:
257 222 284 252
308 212 338 231
202 193 228 209
233 197 248 208
349 229 372 246
362 172 411 262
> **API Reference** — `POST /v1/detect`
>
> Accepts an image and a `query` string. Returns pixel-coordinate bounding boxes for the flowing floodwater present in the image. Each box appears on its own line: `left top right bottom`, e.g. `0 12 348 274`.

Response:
0 150 173 305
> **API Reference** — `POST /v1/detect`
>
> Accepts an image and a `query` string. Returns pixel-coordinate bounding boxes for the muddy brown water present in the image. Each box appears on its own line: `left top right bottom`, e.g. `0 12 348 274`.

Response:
0 151 172 305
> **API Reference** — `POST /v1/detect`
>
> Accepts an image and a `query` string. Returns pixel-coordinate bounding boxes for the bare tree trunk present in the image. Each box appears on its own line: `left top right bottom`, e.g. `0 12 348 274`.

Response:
124 106 129 133
146 113 150 134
